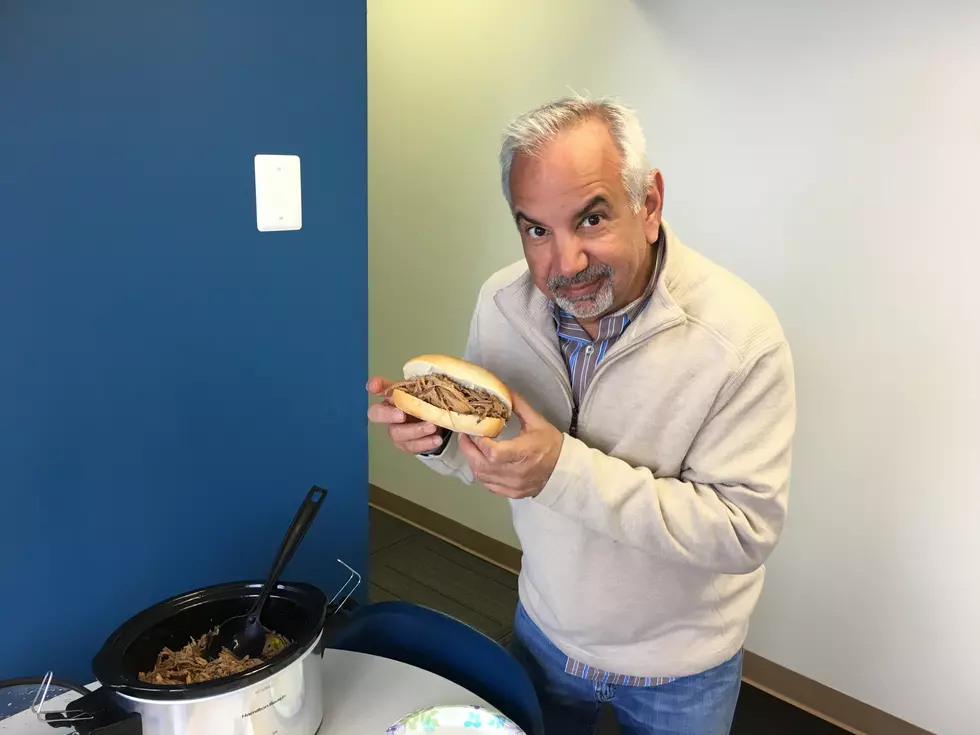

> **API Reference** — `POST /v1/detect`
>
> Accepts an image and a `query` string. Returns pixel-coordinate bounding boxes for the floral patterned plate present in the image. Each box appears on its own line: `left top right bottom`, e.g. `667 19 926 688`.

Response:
385 704 525 733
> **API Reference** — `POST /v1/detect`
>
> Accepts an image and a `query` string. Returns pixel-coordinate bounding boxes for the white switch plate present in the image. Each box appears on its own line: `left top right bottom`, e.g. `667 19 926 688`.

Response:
254 154 302 232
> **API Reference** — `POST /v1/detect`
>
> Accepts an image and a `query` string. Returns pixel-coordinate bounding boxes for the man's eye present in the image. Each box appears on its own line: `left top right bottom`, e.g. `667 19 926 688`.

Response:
526 226 548 239
582 214 604 228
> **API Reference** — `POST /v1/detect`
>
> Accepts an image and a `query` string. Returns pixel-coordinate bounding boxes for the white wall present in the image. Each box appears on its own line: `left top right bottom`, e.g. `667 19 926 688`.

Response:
368 2 980 733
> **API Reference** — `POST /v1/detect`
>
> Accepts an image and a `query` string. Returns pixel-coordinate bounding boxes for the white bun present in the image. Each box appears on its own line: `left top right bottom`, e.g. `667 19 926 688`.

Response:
392 354 512 438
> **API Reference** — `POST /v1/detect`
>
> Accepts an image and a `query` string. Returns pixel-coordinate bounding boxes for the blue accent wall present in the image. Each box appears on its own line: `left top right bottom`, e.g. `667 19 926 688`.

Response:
0 1 367 682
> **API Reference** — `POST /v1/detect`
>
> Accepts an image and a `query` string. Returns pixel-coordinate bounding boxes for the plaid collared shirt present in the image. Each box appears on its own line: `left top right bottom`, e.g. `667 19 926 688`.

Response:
549 231 675 688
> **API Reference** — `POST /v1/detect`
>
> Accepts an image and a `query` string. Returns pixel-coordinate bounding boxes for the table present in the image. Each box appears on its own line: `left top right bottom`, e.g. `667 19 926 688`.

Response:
320 649 492 731
1 649 493 734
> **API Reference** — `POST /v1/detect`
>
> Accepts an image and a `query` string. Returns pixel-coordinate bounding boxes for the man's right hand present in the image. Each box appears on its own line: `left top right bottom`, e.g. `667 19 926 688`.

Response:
366 377 447 455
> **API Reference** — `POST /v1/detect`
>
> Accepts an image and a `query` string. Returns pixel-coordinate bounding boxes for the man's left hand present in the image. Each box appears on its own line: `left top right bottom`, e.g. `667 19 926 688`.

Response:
458 392 564 499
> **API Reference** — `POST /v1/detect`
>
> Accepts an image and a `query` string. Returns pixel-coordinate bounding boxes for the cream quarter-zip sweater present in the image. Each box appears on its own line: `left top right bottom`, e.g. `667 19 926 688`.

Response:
420 221 796 679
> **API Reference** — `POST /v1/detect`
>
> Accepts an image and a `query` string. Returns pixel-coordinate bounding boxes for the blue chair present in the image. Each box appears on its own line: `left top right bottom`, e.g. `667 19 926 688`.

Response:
327 600 544 735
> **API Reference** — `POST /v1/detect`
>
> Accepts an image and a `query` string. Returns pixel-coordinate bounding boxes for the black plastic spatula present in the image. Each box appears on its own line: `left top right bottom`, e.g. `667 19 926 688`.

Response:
205 485 327 661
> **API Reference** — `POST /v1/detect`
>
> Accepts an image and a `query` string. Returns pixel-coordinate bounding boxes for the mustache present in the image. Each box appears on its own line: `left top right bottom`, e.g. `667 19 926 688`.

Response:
548 264 614 291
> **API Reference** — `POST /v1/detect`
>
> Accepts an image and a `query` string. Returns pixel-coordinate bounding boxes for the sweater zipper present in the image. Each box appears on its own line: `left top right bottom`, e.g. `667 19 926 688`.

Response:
497 310 575 431
530 342 575 433
496 296 682 437
570 342 595 436
577 314 686 431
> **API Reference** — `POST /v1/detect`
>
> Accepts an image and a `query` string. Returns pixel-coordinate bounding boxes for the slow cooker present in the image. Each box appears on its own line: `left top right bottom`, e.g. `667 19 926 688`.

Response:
42 579 331 735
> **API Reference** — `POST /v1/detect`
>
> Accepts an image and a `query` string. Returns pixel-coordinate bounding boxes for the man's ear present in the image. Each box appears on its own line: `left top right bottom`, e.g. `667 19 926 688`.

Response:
643 169 664 243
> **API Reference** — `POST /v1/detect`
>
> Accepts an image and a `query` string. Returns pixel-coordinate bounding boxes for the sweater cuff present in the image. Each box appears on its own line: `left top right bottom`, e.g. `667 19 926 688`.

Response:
534 433 584 508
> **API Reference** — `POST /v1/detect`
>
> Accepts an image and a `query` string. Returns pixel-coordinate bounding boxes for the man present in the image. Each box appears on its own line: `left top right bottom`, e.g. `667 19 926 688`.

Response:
367 96 796 735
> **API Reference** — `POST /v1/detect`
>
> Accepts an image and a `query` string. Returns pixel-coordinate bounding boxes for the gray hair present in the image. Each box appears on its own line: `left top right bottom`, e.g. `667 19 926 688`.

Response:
499 95 651 213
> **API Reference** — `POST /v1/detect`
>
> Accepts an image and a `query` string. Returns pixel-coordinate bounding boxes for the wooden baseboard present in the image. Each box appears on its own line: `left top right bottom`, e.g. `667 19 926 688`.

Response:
369 483 934 735
369 483 523 573
741 653 933 735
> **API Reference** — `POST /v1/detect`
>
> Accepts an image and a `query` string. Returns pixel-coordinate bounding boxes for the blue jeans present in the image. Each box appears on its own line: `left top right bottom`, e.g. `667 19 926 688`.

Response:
509 603 742 735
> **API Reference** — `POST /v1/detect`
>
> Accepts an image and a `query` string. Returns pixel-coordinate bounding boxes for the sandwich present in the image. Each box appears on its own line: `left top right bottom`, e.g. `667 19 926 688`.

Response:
386 354 513 438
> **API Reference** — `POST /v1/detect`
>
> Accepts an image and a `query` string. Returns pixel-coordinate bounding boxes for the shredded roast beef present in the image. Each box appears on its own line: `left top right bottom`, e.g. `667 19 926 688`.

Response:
138 628 290 685
388 374 510 421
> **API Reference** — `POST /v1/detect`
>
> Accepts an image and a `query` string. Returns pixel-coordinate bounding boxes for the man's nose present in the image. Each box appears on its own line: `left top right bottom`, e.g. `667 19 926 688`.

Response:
555 236 588 278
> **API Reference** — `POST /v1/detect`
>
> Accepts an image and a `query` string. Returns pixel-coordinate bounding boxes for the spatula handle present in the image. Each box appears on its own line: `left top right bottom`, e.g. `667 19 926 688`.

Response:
249 485 328 618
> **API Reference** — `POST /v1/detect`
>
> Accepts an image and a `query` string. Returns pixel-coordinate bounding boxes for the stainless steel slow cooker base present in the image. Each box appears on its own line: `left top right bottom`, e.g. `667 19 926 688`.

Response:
116 631 323 735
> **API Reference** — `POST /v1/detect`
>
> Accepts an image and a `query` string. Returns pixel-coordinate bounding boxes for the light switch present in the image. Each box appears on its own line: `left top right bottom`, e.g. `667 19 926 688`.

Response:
254 154 302 232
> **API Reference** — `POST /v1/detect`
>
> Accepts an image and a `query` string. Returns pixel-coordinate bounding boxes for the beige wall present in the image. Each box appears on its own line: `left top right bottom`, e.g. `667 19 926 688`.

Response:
369 2 980 733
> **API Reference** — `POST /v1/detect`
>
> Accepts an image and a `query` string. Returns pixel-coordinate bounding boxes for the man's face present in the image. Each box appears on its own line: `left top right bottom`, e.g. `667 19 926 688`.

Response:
509 120 663 323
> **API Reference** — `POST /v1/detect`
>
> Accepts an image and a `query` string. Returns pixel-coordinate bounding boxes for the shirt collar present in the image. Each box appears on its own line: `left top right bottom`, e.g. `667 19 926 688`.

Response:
551 226 666 342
